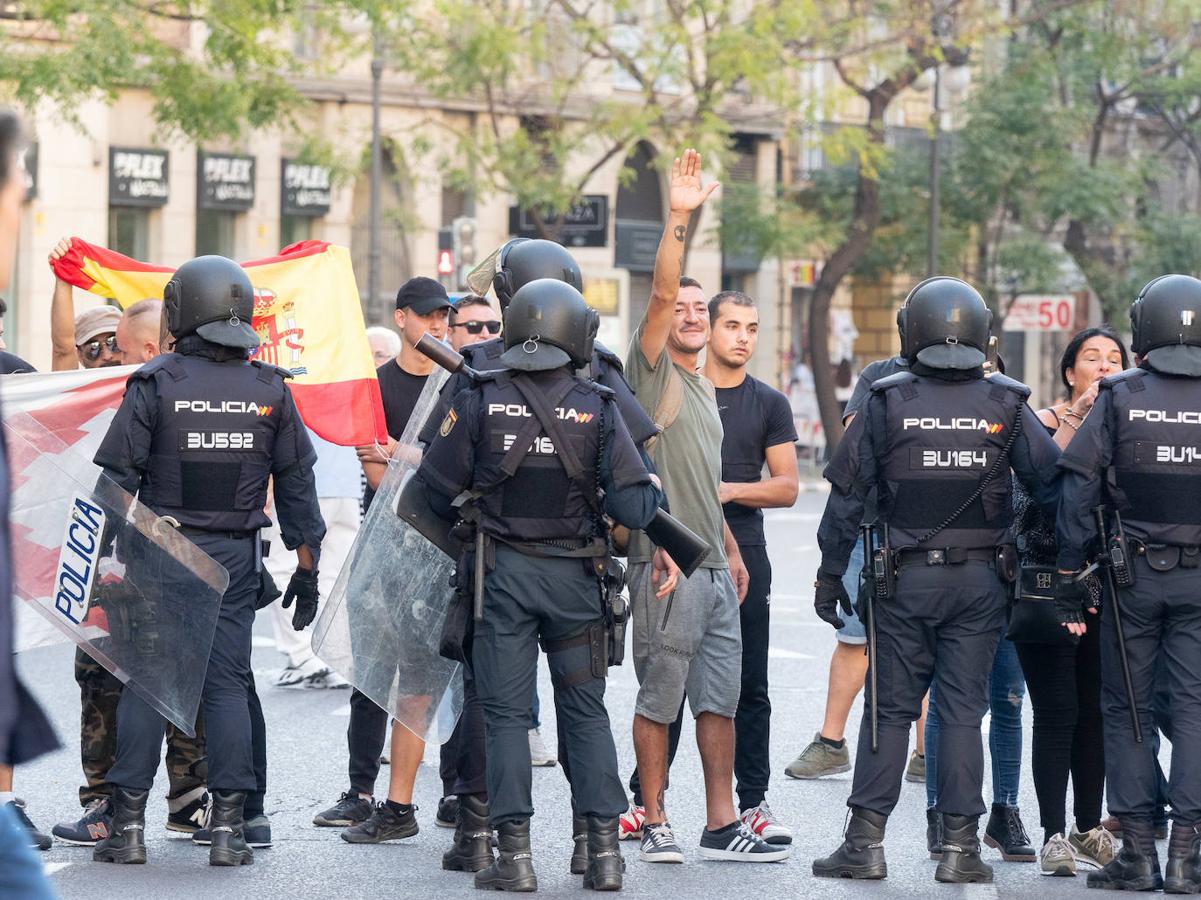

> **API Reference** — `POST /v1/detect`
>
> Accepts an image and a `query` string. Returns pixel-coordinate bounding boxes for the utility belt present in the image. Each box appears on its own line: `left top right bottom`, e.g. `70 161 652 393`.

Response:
1129 540 1201 573
895 545 1013 571
492 534 607 559
176 525 259 541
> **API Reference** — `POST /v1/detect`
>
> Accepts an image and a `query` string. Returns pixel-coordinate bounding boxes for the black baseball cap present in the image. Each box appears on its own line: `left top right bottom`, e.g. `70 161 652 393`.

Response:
396 276 452 314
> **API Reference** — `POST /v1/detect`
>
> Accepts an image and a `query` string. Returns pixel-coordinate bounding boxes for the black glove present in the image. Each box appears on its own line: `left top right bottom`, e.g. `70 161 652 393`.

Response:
1053 571 1089 625
814 569 852 630
282 567 319 631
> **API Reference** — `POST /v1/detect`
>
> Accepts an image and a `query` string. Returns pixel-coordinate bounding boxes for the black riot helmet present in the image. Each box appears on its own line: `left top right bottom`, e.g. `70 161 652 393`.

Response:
163 255 259 350
493 238 583 311
898 276 992 370
1130 274 1201 376
500 278 599 372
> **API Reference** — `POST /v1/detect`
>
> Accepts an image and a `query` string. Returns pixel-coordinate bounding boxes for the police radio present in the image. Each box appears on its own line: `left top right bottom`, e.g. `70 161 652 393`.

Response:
872 524 895 602
1107 509 1136 588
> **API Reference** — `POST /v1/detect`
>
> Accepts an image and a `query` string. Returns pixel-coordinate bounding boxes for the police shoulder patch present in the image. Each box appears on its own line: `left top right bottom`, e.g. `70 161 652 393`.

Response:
439 408 458 437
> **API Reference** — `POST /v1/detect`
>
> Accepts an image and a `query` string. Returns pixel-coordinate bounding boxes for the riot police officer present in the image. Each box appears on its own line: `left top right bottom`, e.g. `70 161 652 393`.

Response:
811 277 1060 884
91 256 325 867
421 238 658 449
416 279 676 892
1055 275 1201 892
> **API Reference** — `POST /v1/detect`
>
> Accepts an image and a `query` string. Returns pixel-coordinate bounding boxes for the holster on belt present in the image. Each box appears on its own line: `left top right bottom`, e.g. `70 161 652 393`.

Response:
591 555 628 669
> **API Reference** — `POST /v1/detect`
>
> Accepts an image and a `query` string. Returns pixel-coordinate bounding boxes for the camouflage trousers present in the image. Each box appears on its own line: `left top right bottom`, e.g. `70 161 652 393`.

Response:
74 647 208 807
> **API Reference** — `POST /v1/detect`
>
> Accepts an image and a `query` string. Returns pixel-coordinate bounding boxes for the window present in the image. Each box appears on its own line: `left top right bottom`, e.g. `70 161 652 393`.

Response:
196 208 237 257
280 215 312 249
109 207 150 260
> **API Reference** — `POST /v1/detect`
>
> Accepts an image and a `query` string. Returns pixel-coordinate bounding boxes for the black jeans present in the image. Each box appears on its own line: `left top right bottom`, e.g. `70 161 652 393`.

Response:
348 689 388 797
735 545 771 811
1015 611 1105 842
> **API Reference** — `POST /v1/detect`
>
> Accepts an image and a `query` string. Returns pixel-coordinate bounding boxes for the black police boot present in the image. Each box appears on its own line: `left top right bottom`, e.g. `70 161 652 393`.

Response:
812 807 888 880
582 816 622 892
474 819 537 892
443 793 495 873
1163 822 1200 894
208 790 254 867
92 786 148 865
935 814 993 884
1088 818 1162 891
983 803 1036 862
926 808 943 860
570 812 588 875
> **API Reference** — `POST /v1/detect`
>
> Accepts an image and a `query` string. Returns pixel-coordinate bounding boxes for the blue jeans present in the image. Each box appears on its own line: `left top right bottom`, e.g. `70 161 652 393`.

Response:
0 804 56 899
926 636 1025 809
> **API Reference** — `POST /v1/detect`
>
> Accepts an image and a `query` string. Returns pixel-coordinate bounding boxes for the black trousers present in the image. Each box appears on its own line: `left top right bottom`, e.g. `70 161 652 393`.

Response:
473 547 625 825
1015 613 1104 840
1103 557 1201 823
735 545 771 811
849 560 1007 819
109 534 259 793
348 689 388 797
448 667 487 798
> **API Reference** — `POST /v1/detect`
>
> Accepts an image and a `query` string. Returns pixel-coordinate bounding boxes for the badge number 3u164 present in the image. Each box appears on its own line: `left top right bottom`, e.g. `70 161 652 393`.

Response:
440 408 458 438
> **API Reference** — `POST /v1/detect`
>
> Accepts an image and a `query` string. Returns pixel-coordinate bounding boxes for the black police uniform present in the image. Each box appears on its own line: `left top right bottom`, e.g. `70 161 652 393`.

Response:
421 337 659 449
818 367 1060 820
95 347 324 812
1057 366 1201 826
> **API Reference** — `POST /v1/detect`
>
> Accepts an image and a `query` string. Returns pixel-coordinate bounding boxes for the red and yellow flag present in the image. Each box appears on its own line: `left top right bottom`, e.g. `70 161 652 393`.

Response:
50 238 388 447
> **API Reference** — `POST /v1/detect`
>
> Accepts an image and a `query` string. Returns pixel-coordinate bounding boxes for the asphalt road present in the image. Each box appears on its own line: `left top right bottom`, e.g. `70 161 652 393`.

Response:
16 490 1121 898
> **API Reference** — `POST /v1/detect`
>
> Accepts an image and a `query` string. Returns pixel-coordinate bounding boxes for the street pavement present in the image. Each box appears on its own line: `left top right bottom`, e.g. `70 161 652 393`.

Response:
16 489 1123 898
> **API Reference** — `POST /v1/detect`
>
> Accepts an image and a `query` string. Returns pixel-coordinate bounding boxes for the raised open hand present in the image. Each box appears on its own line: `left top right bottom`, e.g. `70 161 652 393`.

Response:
669 148 720 214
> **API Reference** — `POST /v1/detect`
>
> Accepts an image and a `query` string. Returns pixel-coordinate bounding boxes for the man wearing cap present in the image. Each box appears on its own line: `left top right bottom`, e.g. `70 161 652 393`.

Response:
313 276 455 843
48 238 123 370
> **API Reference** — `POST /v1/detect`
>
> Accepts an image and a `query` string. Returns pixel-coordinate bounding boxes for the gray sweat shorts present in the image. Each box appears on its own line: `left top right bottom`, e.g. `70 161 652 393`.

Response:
629 563 742 723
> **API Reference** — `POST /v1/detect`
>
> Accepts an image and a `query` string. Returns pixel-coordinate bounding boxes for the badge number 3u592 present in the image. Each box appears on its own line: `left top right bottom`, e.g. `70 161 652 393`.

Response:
440 408 457 438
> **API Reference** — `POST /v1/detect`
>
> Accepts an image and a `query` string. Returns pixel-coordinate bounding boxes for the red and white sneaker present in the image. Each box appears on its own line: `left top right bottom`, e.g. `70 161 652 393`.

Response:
740 802 793 845
619 804 646 841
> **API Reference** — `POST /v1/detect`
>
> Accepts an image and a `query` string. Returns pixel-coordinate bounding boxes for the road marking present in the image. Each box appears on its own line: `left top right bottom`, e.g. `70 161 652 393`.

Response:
332 703 351 716
44 862 72 875
768 647 815 660
767 512 822 522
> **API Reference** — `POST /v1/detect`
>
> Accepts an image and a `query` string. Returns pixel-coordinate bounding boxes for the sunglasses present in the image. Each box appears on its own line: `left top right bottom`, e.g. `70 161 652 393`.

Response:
83 335 119 361
451 320 502 335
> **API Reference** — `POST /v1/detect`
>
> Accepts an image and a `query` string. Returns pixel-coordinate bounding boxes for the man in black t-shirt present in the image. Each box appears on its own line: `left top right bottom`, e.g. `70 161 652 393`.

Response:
312 277 453 843
701 291 799 844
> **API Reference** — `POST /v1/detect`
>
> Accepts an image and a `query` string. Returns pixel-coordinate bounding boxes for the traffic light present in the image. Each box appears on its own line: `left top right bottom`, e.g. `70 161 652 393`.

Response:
437 226 454 287
452 217 477 289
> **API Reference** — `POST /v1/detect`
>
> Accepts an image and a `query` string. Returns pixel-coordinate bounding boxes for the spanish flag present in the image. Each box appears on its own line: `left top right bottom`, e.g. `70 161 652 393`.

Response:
50 238 388 447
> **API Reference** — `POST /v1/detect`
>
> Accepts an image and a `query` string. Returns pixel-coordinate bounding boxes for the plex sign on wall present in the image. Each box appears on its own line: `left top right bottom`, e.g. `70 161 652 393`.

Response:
197 152 256 212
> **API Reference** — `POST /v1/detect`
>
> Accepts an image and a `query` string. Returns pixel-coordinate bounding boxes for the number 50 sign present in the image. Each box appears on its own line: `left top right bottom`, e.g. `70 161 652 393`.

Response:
1002 295 1078 332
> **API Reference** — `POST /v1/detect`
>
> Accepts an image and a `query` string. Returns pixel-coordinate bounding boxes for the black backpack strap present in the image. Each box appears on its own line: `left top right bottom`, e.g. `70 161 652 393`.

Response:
496 378 576 479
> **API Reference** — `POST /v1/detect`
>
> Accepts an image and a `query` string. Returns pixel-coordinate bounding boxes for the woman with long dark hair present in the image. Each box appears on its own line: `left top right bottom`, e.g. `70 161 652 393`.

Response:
1013 327 1128 876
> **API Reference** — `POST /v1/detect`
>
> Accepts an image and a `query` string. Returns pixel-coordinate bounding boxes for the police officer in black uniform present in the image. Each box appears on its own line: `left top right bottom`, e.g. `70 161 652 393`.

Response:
416 279 674 892
1055 275 1201 893
421 238 658 450
91 256 325 867
810 277 1060 884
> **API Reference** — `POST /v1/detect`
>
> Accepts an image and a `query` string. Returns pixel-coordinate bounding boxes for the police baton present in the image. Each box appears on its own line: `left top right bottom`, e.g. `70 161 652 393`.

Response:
859 524 878 753
1092 506 1142 743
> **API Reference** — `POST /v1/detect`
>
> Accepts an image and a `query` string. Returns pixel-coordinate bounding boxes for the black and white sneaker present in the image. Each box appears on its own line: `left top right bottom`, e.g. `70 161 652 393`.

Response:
640 822 685 864
699 821 791 862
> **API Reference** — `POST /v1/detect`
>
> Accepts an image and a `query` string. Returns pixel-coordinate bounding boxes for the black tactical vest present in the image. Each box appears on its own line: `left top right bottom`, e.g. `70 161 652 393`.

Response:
134 354 290 531
873 372 1026 550
1105 368 1201 545
472 372 607 544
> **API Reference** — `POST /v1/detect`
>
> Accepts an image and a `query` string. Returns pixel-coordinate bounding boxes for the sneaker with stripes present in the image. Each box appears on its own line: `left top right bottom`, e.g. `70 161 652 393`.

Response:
740 802 793 845
640 822 684 864
699 820 791 862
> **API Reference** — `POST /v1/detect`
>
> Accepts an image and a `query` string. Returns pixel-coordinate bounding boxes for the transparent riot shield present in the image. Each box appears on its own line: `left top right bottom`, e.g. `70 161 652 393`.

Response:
313 368 464 742
4 411 228 737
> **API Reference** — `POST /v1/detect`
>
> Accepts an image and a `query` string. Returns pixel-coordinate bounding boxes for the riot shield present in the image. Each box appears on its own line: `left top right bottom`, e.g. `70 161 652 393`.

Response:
4 411 227 737
313 368 464 742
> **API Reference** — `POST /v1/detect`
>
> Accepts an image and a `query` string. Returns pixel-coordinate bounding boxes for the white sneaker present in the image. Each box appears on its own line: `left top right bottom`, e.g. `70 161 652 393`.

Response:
303 667 349 690
1040 833 1077 877
619 804 645 840
275 657 325 687
740 801 793 845
528 728 557 767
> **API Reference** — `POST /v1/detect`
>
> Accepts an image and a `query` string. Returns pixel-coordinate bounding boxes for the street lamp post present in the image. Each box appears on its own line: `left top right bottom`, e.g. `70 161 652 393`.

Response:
368 27 383 319
927 63 942 279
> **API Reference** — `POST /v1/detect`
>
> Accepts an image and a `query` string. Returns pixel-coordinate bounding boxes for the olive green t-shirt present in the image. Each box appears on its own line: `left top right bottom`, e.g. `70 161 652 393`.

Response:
625 326 728 569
